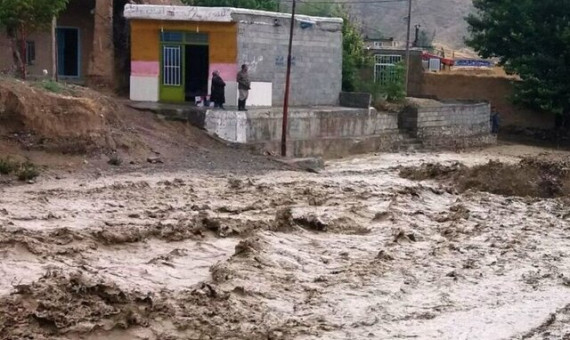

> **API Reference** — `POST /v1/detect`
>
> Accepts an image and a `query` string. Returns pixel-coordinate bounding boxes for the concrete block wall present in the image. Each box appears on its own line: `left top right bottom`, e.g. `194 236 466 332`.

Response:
243 107 398 142
203 107 399 157
233 13 343 106
401 101 495 148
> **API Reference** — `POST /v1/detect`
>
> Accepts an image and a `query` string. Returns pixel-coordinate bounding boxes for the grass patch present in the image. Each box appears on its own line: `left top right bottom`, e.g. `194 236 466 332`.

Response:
38 80 63 93
0 157 18 175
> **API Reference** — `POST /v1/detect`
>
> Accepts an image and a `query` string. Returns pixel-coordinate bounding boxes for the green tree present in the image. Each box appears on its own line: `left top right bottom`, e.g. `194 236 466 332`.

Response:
182 0 279 11
339 8 371 92
0 0 69 79
466 0 570 124
416 29 435 48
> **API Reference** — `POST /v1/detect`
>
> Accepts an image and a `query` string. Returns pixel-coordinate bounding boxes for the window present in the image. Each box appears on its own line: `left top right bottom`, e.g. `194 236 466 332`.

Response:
17 40 36 66
373 41 382 48
160 31 208 45
162 45 181 86
374 54 402 85
25 41 35 65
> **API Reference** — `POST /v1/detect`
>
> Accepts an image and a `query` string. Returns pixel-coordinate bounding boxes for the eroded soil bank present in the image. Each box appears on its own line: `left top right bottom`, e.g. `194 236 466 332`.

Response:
1 146 569 339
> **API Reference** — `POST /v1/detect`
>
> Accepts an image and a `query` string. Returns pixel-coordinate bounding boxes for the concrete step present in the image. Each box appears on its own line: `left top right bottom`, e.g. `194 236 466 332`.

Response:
397 133 424 152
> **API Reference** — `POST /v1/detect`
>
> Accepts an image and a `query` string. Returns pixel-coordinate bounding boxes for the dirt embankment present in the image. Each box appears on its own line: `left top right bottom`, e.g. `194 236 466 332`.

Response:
0 79 285 180
400 158 570 198
0 80 121 154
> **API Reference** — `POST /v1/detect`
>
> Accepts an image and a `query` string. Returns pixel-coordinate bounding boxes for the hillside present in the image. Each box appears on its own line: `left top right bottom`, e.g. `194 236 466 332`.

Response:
350 0 474 49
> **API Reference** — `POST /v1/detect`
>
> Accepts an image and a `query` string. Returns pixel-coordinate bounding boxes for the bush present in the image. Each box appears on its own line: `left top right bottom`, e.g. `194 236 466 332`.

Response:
108 154 123 166
357 61 406 105
0 157 18 175
16 161 40 181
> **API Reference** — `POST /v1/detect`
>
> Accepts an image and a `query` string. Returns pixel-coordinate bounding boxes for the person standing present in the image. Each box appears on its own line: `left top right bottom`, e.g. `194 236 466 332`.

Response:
237 64 251 111
491 106 500 135
210 70 226 109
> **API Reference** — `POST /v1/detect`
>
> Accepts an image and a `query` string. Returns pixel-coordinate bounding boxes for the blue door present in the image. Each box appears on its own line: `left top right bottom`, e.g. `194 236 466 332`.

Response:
56 27 80 78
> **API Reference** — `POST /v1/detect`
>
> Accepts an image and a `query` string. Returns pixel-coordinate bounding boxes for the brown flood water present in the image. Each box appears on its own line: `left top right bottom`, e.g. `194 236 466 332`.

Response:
1 145 569 339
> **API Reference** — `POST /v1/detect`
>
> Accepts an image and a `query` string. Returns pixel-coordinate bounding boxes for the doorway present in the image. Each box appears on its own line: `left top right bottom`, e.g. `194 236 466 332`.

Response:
56 27 80 77
184 45 209 102
159 31 209 103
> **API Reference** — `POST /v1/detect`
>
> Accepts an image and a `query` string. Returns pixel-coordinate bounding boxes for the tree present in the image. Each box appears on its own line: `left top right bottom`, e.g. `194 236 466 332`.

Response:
338 8 371 92
0 0 68 79
466 0 570 125
416 29 435 48
182 0 279 11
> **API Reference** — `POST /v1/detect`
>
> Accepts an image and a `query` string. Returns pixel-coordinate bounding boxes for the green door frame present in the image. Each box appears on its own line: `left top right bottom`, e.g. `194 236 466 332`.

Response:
159 43 185 103
159 31 209 103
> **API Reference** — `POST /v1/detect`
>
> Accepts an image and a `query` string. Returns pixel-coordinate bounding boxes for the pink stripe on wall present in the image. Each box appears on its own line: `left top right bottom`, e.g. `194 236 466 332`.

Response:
132 61 159 77
209 63 238 81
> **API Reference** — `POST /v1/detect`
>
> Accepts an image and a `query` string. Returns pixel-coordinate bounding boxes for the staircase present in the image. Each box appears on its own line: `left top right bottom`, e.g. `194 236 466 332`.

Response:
397 131 424 152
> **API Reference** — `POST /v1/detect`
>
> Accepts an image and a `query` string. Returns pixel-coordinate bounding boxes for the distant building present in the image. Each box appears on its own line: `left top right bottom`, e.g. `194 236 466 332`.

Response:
124 5 344 107
363 34 400 49
363 35 423 96
0 0 181 89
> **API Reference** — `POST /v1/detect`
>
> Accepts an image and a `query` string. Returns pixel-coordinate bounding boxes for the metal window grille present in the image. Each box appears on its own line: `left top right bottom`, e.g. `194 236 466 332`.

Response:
26 41 35 66
163 45 181 86
374 54 402 85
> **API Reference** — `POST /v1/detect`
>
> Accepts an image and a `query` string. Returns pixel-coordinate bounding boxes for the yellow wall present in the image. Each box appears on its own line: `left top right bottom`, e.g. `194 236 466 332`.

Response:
130 20 237 63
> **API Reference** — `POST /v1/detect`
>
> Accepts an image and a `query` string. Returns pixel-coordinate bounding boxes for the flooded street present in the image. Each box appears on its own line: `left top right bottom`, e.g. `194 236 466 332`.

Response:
1 146 569 339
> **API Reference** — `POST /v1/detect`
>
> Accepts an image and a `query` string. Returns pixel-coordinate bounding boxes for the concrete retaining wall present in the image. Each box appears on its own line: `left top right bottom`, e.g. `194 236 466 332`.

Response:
401 101 496 148
204 107 400 157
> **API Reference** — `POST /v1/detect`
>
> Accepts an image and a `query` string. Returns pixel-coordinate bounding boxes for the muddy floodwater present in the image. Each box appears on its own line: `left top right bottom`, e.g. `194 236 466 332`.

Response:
1 147 569 339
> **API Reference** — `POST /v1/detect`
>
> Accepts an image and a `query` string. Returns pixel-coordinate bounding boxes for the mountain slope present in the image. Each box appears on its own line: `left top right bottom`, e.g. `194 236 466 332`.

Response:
350 0 474 49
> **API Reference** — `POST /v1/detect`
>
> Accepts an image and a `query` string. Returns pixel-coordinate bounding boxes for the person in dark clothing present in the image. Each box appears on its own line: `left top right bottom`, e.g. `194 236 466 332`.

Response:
237 64 251 111
491 106 500 134
210 70 226 109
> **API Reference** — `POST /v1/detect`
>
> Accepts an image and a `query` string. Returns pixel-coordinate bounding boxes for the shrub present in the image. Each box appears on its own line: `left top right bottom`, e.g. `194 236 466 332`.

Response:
17 161 40 181
108 154 123 166
0 157 18 175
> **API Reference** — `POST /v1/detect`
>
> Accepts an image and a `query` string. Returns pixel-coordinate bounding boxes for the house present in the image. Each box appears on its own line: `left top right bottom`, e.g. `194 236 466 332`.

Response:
0 0 180 90
124 4 344 107
363 36 424 97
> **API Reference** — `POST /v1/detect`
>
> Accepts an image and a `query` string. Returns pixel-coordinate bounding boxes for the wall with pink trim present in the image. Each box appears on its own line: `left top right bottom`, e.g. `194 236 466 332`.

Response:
209 63 237 81
132 61 160 77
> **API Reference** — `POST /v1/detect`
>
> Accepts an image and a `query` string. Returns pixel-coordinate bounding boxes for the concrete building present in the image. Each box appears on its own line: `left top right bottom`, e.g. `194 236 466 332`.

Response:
124 5 343 107
0 0 180 90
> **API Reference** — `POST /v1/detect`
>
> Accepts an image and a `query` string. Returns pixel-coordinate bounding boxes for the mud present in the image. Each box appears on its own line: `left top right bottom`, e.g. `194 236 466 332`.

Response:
400 157 570 198
1 146 570 339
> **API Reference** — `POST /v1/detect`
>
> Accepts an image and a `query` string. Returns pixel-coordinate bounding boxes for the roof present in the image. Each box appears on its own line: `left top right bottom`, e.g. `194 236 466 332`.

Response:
123 4 343 24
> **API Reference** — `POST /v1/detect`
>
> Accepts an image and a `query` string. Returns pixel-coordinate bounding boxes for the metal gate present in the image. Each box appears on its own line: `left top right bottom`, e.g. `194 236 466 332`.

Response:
162 45 181 86
160 44 184 102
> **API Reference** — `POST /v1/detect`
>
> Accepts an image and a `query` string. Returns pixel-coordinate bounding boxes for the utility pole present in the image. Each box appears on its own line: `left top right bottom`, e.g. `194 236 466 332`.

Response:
404 0 413 95
52 16 57 81
281 0 296 157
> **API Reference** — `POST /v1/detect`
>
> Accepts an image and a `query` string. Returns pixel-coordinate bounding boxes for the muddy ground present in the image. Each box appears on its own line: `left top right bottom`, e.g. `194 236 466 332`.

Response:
1 145 569 339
